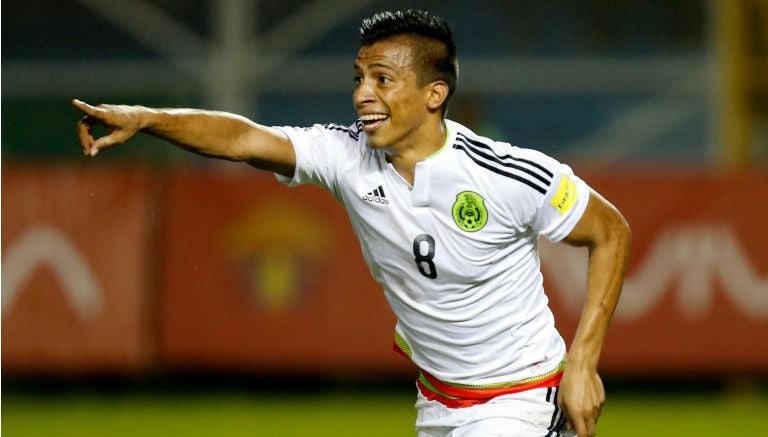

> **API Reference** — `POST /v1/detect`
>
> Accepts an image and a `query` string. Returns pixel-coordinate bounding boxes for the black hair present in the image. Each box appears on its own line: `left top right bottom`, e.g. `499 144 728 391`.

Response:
359 9 459 116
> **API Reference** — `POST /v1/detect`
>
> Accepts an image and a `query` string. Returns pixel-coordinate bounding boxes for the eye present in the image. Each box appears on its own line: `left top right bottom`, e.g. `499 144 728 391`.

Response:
377 75 391 85
353 76 362 86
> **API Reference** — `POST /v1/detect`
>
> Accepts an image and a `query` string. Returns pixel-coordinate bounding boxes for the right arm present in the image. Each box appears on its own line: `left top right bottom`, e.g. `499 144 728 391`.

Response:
72 99 296 177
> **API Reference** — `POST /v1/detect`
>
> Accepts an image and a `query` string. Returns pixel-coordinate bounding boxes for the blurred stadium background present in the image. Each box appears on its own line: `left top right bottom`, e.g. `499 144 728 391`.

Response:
3 0 767 435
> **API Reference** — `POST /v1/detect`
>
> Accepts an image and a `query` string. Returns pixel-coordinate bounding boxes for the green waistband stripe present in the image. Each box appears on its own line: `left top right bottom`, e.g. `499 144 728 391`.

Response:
393 331 412 358
438 359 567 390
418 372 460 399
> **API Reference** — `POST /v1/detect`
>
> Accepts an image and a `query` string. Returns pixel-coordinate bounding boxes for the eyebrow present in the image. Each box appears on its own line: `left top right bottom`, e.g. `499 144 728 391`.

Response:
353 62 397 72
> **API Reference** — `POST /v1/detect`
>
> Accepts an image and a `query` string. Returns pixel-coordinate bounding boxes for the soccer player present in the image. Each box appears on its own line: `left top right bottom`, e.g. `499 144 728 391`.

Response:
73 9 630 437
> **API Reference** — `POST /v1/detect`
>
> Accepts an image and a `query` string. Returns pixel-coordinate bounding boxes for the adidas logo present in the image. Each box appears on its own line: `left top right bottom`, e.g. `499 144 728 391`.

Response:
362 185 389 205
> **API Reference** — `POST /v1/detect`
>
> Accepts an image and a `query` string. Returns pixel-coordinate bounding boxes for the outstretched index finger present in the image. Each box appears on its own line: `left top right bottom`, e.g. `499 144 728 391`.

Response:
72 98 97 115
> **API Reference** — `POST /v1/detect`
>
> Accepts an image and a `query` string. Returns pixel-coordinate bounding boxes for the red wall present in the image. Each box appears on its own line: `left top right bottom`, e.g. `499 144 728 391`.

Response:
2 166 156 374
4 166 767 377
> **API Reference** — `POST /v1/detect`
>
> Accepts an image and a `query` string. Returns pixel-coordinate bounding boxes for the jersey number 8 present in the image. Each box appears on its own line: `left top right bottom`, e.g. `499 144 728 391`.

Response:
412 234 437 279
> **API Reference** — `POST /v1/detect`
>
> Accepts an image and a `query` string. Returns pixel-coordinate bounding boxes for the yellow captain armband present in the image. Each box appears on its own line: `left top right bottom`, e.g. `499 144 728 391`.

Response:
550 175 577 215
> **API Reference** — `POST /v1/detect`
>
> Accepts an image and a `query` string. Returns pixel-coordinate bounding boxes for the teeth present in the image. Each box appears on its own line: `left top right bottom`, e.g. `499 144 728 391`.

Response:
359 114 388 122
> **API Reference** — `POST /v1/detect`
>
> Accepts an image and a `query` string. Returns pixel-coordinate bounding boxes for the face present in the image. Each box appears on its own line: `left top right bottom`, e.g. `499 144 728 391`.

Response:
353 37 438 150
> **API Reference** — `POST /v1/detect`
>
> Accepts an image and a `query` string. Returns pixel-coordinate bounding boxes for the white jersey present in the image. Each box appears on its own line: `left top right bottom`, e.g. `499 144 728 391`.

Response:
275 119 590 387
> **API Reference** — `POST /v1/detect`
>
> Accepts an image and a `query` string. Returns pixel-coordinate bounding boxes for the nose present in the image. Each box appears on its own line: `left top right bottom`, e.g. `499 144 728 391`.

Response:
353 79 375 109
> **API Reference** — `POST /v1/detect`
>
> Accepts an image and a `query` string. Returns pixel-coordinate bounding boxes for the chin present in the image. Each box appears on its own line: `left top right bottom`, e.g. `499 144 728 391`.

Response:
365 137 388 149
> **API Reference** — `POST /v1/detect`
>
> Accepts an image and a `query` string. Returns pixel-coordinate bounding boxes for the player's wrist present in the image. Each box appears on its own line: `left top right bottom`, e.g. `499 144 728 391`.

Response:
137 106 165 131
566 346 601 370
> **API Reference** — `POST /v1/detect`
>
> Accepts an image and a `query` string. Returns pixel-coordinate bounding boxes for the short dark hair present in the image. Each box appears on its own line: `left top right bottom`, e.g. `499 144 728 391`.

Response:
359 9 459 116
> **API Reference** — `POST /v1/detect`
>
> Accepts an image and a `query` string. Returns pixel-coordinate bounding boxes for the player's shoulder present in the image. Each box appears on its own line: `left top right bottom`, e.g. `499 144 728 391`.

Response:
280 120 371 159
284 121 363 145
447 120 561 192
320 121 374 156
318 121 364 143
448 120 557 165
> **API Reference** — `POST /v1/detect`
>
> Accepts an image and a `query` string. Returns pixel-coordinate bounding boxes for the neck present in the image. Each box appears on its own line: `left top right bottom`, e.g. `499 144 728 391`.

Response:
386 120 447 186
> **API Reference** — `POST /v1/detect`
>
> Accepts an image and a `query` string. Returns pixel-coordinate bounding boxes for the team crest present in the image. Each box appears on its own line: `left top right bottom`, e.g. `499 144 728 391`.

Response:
452 191 488 232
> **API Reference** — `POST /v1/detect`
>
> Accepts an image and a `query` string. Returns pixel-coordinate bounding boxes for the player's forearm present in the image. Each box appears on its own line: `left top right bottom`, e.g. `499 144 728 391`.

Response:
138 108 288 162
568 215 631 368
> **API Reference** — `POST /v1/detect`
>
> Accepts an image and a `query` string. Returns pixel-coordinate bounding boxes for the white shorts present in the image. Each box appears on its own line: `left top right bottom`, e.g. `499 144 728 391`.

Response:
415 385 568 437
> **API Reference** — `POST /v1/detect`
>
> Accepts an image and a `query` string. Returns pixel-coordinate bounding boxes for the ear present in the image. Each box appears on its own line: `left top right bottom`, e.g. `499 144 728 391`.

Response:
426 81 449 112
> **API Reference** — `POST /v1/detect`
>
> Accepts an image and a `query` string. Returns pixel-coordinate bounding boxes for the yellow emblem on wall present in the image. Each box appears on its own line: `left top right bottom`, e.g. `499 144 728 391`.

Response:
223 201 331 311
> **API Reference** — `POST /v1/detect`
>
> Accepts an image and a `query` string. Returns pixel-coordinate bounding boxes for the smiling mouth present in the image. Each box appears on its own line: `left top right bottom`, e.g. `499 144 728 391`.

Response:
359 113 389 130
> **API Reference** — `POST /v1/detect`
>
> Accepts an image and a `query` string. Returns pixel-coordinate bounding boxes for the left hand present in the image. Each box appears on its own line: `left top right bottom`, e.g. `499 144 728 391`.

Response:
558 363 605 437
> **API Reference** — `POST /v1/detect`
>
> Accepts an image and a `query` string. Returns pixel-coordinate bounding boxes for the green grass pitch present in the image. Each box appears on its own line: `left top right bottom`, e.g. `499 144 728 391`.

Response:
3 389 767 436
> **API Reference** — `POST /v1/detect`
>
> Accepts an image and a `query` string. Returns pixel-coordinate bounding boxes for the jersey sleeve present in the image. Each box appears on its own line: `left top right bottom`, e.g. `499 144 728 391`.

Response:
271 124 353 198
531 158 590 242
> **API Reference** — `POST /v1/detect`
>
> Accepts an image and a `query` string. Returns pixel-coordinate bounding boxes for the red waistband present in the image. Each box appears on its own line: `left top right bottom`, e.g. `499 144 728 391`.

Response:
417 368 563 409
393 336 564 408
